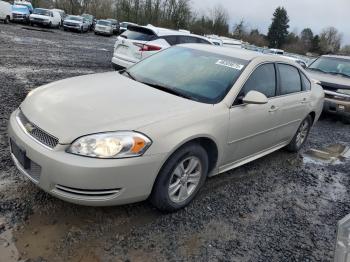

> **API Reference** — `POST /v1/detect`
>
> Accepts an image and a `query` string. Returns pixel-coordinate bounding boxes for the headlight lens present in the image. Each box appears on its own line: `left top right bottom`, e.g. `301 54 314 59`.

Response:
67 131 152 158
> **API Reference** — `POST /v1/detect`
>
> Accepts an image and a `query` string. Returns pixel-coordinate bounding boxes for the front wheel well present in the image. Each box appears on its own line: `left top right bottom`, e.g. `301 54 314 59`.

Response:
171 137 219 175
309 111 316 124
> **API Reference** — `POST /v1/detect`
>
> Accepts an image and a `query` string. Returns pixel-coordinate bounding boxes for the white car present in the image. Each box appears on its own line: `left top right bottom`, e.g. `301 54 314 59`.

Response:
0 0 12 24
8 45 324 211
94 20 113 36
111 24 212 70
63 15 89 33
220 37 243 49
29 8 61 28
266 48 285 55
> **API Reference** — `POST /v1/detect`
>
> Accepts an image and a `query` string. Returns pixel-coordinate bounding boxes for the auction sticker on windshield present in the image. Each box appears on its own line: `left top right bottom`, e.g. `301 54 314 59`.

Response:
216 60 244 70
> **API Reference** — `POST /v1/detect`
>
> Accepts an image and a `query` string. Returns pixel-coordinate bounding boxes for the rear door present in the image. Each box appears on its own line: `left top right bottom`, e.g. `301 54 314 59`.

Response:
275 63 311 141
114 26 158 63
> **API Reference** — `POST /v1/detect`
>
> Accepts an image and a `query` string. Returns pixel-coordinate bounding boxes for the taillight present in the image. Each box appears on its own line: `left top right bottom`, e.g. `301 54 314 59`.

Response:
133 43 162 52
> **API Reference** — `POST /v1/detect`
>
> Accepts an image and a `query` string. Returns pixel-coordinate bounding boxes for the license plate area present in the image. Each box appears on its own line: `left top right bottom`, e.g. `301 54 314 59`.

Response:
10 139 30 169
116 45 129 55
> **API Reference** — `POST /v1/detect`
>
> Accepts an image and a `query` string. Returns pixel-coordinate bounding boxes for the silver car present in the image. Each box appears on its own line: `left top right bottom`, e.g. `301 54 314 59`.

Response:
8 45 324 211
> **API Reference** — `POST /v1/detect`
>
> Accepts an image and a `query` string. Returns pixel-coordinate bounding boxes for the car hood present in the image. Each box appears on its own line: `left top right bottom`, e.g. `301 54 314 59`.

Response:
20 72 206 144
64 19 82 24
306 70 350 90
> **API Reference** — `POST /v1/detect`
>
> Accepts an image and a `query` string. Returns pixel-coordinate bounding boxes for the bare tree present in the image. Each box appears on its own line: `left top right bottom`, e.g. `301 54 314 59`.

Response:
319 27 342 54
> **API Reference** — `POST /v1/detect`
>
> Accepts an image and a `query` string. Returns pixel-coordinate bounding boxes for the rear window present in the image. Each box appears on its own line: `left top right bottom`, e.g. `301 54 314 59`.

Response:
97 20 111 26
120 26 156 41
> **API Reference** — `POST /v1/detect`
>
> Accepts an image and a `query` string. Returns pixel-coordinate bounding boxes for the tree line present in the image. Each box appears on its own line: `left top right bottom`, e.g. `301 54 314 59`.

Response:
14 0 349 55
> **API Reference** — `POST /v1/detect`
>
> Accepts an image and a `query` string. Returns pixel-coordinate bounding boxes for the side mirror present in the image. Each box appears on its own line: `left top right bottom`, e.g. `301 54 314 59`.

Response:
242 90 268 104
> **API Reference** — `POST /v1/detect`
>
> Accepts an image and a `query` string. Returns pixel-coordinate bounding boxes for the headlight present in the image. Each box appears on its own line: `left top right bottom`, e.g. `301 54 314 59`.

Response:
67 131 152 158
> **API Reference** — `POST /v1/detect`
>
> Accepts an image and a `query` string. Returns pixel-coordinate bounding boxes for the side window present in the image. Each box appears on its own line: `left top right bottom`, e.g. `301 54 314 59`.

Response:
300 72 311 91
178 36 197 44
278 64 302 95
238 63 276 100
196 37 211 44
163 35 178 46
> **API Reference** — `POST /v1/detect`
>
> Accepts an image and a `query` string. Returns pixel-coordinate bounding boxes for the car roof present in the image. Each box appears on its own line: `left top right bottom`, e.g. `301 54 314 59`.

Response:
178 44 300 64
322 54 350 60
135 24 210 41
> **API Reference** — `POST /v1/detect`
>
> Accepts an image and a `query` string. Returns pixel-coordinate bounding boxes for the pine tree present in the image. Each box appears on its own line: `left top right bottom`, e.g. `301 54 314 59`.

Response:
267 7 289 48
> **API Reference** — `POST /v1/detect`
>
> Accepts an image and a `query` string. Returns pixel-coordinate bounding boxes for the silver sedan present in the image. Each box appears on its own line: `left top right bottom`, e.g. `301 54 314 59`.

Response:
8 45 324 211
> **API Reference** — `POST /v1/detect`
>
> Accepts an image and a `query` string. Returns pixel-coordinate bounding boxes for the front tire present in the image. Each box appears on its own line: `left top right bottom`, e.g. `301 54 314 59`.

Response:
286 115 312 152
150 143 208 212
4 16 10 24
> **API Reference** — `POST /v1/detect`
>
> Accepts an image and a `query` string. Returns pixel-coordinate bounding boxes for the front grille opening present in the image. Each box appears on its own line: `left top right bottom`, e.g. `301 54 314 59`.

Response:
17 110 59 149
55 185 121 197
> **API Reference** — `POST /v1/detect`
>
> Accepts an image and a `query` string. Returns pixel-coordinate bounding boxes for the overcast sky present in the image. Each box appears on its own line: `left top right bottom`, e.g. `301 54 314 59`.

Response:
191 0 349 45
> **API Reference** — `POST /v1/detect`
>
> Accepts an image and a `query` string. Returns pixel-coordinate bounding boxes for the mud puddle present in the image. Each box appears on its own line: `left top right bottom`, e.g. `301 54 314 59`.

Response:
9 204 159 261
303 144 350 164
0 217 19 262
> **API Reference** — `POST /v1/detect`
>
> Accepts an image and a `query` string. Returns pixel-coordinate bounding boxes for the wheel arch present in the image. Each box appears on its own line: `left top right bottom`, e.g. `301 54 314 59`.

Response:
157 135 220 178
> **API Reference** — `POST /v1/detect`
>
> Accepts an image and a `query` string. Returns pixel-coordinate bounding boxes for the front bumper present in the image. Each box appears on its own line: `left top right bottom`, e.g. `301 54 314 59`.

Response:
8 110 166 206
323 97 350 119
63 24 81 30
30 19 50 25
95 29 112 35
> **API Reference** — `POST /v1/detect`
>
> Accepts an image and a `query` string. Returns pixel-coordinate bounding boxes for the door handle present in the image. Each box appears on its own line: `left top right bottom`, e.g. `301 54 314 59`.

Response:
269 105 279 112
300 98 308 104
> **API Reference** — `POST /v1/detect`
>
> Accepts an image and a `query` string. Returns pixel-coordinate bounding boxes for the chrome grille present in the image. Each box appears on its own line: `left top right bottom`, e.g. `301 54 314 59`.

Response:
17 110 59 149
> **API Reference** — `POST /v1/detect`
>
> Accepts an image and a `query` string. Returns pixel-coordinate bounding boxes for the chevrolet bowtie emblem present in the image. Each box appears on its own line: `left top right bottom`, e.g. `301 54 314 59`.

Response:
24 123 35 132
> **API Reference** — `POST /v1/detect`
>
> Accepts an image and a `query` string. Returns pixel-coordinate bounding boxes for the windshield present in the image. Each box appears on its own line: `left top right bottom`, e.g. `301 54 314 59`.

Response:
66 16 82 22
120 22 130 27
12 5 28 12
33 8 50 16
309 57 350 77
128 46 248 103
97 20 111 26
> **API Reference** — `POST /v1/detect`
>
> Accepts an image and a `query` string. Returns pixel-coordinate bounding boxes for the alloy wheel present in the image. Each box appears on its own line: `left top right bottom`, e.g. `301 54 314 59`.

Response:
168 156 202 203
296 120 309 147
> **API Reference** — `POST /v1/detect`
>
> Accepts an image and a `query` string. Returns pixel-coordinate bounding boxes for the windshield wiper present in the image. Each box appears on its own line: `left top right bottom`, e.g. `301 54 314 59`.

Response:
141 81 198 101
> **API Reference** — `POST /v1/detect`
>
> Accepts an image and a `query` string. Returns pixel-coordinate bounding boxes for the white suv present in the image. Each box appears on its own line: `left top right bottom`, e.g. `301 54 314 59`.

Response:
111 25 212 70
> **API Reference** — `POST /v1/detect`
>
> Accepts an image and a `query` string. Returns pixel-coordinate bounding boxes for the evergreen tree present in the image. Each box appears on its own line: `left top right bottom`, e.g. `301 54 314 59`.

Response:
267 7 290 48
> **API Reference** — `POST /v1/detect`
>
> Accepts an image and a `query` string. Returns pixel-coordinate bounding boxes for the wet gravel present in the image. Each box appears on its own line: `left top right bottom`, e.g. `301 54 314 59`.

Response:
0 23 350 262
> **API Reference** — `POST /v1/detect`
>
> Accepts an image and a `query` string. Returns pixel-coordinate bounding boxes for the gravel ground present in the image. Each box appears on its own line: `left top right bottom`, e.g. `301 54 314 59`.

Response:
0 23 350 262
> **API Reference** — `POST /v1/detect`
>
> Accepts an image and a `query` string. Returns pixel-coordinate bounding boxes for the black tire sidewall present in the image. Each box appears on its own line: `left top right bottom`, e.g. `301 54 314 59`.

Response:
151 143 208 212
287 115 312 152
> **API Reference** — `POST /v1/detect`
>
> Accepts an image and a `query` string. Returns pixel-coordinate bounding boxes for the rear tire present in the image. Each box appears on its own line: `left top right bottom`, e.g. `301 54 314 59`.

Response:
342 116 350 125
286 115 312 152
150 143 208 212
